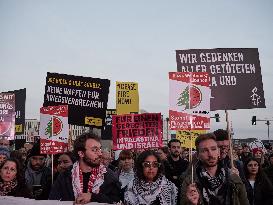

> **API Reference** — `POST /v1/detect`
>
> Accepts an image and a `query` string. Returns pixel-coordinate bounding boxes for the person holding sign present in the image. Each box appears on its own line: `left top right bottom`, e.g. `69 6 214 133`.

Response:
49 132 121 204
180 133 249 205
124 150 177 205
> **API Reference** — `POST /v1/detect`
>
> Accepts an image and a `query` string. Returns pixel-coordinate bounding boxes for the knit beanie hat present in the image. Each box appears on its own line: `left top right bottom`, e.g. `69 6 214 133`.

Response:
27 139 47 158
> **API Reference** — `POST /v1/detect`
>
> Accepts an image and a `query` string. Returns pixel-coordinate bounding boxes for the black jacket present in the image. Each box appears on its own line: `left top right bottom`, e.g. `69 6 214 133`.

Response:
7 183 32 198
264 164 273 186
24 165 52 200
164 156 189 188
49 167 121 204
245 173 273 205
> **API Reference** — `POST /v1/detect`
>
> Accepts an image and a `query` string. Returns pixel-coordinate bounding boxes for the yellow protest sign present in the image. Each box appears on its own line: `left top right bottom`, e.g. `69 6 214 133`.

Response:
176 130 206 149
116 82 139 115
85 117 102 127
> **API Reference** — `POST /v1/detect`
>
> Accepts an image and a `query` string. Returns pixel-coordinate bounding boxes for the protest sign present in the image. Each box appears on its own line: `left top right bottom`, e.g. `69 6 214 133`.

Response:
112 113 162 150
0 93 16 140
176 130 206 149
43 72 110 128
4 89 26 149
176 48 265 110
169 72 210 130
116 82 139 115
102 109 116 140
40 105 69 154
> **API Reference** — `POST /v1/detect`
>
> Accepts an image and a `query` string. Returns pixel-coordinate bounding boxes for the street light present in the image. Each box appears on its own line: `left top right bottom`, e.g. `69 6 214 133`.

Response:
251 116 273 142
210 113 220 122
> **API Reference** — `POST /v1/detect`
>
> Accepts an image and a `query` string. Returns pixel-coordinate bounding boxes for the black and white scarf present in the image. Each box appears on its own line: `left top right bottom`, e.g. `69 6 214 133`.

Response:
124 175 177 205
197 165 228 204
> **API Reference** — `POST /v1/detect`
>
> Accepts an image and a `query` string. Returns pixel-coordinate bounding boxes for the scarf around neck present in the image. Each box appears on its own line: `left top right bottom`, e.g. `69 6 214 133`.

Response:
124 175 177 205
197 164 227 204
0 179 18 196
71 161 107 198
25 161 46 187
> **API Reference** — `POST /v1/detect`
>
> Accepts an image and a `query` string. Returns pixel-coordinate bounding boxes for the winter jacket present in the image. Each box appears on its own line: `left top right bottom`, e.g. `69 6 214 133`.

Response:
24 164 52 200
49 166 121 204
244 173 273 205
7 182 32 198
180 163 250 205
264 164 273 186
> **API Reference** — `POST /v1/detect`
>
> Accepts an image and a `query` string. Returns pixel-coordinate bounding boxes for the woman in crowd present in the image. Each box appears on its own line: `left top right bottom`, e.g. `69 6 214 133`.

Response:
118 150 135 189
54 152 76 181
157 146 169 161
0 158 31 197
244 157 273 205
252 148 267 168
124 150 177 205
56 152 76 173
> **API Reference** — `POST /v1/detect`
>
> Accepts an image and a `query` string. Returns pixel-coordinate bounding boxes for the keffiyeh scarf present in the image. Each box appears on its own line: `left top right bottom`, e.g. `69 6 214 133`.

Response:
71 161 107 198
197 165 228 204
124 175 177 205
0 179 17 196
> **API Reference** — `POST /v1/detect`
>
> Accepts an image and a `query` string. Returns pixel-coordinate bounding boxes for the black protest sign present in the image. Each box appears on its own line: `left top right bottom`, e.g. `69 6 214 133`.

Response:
11 89 26 136
6 89 26 149
43 72 110 127
176 48 265 110
101 109 116 140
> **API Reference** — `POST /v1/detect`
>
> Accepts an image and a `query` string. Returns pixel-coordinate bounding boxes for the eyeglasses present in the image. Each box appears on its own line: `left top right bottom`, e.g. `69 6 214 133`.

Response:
142 161 161 168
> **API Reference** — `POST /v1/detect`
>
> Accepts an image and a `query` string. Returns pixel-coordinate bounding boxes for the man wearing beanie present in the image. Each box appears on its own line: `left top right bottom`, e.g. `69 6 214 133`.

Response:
25 140 52 200
0 146 10 164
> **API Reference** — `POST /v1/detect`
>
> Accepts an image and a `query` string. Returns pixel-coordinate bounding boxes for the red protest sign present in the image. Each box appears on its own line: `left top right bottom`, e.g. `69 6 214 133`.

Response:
112 113 163 150
39 105 69 154
169 72 210 130
0 93 15 140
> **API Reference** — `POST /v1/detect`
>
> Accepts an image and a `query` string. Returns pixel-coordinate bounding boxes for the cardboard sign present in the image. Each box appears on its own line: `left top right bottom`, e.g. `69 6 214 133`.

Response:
112 113 163 150
116 82 139 115
176 130 206 149
169 72 210 130
0 93 15 140
176 48 266 110
43 72 110 128
40 105 69 154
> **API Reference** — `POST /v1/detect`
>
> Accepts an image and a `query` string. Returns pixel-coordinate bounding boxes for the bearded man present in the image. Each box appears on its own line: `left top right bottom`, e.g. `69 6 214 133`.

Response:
49 132 121 204
164 139 188 204
180 133 249 205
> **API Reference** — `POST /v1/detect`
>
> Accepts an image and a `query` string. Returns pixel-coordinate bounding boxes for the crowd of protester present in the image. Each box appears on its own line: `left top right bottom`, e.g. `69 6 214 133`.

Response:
0 129 273 205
